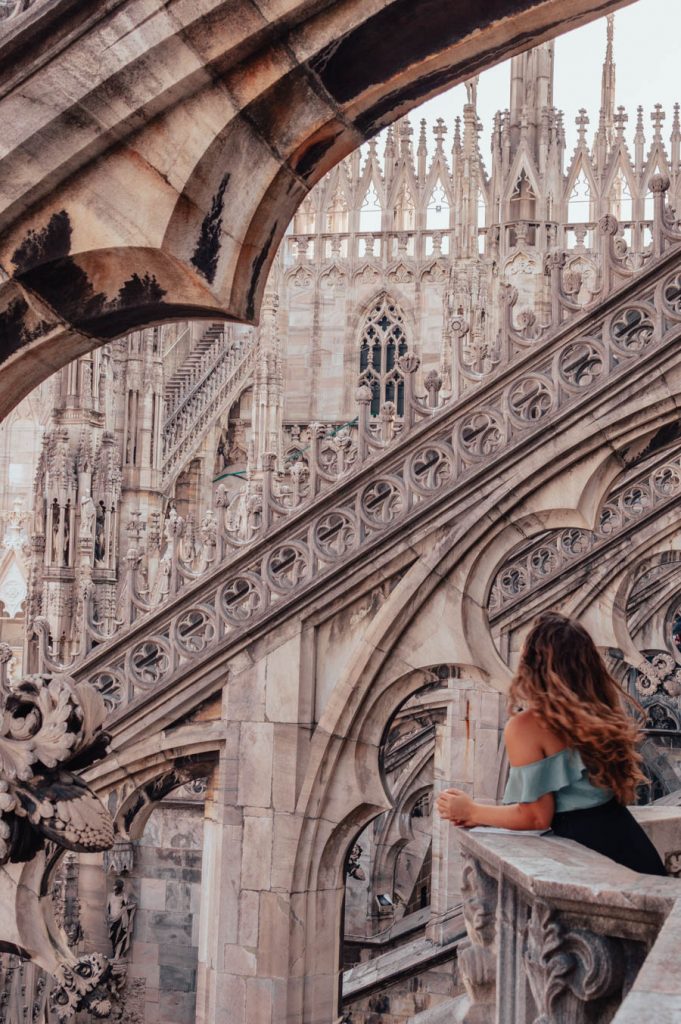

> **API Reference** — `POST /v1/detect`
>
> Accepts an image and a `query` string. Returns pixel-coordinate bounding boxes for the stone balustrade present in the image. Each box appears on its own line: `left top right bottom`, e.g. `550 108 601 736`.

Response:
456 806 681 1023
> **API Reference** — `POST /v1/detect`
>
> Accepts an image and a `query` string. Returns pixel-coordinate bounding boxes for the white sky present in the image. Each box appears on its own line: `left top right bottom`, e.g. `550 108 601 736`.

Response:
410 0 681 168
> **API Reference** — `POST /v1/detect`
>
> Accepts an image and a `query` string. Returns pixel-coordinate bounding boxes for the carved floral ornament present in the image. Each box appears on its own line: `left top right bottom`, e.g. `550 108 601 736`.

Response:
524 901 624 1024
0 672 116 1020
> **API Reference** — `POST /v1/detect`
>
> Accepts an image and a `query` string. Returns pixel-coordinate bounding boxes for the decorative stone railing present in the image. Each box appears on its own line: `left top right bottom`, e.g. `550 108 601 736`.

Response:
488 447 681 617
161 330 257 489
456 810 681 1023
31 180 681 710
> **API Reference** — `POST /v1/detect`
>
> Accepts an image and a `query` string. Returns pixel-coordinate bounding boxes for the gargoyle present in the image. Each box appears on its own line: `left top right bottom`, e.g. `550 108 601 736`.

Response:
0 672 115 1020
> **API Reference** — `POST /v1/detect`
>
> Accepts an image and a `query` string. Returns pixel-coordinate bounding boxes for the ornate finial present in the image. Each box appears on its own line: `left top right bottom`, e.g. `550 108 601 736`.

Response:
635 104 645 139
651 103 666 138
606 12 614 45
418 118 427 153
613 105 628 138
649 173 670 194
575 108 589 145
433 117 447 149
673 102 680 135
453 116 461 151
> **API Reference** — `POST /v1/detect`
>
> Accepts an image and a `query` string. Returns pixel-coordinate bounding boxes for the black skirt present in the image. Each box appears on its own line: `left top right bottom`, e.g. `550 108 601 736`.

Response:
551 799 667 876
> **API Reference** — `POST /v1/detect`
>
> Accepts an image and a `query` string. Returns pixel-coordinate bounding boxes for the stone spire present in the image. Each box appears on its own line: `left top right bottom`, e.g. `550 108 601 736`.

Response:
508 41 555 161
600 14 616 150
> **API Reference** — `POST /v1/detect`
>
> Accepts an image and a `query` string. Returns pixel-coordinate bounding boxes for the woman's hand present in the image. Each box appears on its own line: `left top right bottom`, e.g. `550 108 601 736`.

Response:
435 788 477 827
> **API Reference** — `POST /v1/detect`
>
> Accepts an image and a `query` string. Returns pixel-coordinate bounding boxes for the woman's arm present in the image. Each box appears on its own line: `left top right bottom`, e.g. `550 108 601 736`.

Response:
435 788 554 830
435 711 557 831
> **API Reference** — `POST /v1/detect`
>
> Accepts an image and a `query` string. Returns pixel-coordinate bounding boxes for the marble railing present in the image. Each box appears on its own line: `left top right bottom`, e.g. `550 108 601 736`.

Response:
31 181 681 710
456 809 681 1023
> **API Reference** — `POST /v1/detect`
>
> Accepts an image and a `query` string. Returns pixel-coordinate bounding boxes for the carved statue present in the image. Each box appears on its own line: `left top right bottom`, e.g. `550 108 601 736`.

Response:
107 878 137 959
79 493 96 542
62 500 71 566
50 499 60 565
465 75 479 107
346 843 366 881
95 501 107 564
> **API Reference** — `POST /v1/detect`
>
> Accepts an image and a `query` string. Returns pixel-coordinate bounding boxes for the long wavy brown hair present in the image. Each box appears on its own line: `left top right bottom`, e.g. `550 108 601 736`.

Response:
509 612 646 803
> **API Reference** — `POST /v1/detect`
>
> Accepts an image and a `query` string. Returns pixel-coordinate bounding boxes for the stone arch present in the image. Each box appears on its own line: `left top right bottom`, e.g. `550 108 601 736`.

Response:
0 0 630 417
287 662 490 1022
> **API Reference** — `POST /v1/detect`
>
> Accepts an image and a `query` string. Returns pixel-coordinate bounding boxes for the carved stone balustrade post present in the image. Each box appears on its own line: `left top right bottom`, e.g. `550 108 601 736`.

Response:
354 385 373 462
458 852 498 1023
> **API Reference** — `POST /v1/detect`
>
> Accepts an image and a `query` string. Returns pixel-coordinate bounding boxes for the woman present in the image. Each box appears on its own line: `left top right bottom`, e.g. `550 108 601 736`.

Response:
436 612 667 875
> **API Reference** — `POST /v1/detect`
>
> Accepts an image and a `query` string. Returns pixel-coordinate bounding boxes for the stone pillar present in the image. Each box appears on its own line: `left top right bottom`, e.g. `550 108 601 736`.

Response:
194 723 242 1023
427 677 505 945
196 631 306 1024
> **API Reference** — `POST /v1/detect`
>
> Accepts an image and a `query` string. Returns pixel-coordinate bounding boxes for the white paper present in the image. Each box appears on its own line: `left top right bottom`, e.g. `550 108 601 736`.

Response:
468 826 551 836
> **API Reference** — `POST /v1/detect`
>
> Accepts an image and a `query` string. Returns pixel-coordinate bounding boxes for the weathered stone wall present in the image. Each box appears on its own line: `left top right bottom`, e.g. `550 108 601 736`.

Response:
342 961 461 1023
126 802 204 1024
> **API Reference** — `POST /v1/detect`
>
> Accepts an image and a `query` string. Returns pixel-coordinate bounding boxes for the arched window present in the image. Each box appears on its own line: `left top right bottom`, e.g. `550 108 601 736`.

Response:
358 296 409 416
510 169 537 221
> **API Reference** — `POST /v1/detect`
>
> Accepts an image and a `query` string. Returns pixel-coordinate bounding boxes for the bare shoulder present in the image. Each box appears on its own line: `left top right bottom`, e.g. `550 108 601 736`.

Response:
504 710 555 765
504 709 541 740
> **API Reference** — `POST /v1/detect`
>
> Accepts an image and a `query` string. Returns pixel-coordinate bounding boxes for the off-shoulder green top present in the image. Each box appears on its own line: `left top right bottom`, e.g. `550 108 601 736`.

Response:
502 747 613 813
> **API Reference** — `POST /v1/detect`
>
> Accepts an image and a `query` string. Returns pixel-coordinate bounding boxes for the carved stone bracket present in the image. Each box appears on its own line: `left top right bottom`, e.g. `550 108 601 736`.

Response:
524 900 625 1024
459 852 499 1023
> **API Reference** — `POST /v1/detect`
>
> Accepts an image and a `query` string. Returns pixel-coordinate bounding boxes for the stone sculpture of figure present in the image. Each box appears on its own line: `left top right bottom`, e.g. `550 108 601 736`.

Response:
51 499 60 565
465 75 479 107
94 501 107 564
79 493 96 542
107 878 137 960
62 500 71 566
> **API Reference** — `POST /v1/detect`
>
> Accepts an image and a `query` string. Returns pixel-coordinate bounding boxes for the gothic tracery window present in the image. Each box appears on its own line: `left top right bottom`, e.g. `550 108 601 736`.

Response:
568 168 592 223
358 297 409 417
426 180 450 230
510 169 537 221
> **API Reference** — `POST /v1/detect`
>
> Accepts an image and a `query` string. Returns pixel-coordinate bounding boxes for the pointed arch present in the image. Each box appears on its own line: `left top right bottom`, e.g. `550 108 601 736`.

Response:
358 294 409 416
567 166 593 223
426 177 450 230
359 178 383 234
